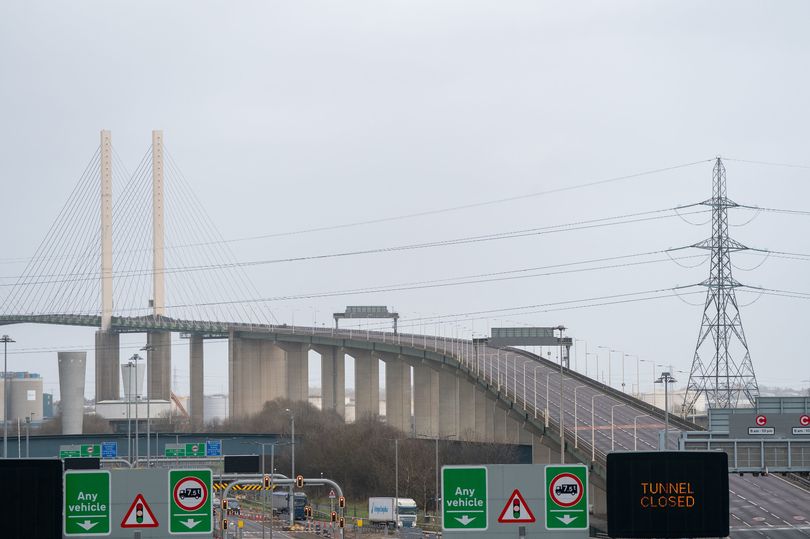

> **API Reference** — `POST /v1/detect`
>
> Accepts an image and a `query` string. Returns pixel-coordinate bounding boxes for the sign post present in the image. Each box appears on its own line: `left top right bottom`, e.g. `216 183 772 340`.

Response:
64 470 111 536
545 465 589 531
442 466 488 531
168 469 213 534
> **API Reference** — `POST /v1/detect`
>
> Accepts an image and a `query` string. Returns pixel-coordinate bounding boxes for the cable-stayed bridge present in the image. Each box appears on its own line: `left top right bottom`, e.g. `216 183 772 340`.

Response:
2 131 810 532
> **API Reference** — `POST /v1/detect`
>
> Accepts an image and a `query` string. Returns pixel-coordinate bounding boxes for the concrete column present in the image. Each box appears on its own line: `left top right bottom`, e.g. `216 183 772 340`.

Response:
151 130 166 316
277 342 308 403
58 352 86 435
413 364 439 437
94 330 120 401
532 435 555 464
474 388 487 442
438 369 459 438
189 335 204 428
380 354 411 432
229 335 286 418
146 331 172 401
458 380 476 440
314 346 345 418
493 402 508 443
351 349 379 419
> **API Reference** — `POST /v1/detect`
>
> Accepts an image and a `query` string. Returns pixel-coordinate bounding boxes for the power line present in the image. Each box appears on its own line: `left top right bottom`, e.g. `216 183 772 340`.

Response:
0 206 710 285
724 157 810 170
0 158 713 264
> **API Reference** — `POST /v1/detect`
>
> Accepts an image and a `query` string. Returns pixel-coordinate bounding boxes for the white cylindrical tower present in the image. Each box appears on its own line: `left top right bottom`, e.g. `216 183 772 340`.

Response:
58 352 86 434
121 361 145 402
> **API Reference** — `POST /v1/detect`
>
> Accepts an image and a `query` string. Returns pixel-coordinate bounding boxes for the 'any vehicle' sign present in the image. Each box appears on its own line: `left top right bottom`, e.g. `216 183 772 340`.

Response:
64 470 111 536
168 469 212 534
442 466 488 531
545 465 589 530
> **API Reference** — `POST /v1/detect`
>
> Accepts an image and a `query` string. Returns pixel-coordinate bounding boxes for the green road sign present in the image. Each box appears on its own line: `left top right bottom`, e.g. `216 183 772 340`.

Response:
60 447 81 458
442 466 488 531
185 442 205 457
60 444 101 458
165 446 185 457
545 464 589 530
169 468 212 534
64 470 111 536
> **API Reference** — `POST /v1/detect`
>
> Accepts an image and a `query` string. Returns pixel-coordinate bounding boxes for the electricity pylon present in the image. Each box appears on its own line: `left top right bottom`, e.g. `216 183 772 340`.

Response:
682 158 759 413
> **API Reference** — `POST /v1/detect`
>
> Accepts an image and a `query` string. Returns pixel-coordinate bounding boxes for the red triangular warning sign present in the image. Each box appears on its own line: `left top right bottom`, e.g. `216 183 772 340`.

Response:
497 489 536 523
121 493 159 528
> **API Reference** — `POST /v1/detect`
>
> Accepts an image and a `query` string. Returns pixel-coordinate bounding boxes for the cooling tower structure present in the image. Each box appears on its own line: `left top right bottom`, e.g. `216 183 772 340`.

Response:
58 352 87 434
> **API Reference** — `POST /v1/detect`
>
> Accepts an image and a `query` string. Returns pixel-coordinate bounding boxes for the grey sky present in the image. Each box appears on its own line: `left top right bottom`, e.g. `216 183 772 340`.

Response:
1 1 809 400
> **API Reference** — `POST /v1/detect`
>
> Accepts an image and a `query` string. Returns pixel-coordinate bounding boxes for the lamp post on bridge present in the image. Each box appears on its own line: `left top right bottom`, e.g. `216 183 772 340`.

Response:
627 354 639 398
545 371 553 428
573 385 588 449
574 338 588 376
533 366 543 419
140 343 153 467
586 352 598 384
611 349 626 393
633 414 650 451
597 346 612 388
591 394 609 462
610 404 626 451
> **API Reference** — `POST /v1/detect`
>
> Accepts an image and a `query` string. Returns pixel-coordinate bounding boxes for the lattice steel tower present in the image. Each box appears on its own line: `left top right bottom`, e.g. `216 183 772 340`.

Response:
682 157 759 413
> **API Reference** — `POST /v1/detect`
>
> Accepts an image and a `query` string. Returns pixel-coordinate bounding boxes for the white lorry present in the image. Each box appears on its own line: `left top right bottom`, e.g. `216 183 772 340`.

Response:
368 497 418 528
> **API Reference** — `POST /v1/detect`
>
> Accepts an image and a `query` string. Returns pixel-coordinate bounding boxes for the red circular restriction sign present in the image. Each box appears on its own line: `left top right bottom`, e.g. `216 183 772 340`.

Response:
549 473 584 508
755 415 767 427
173 476 208 511
801 415 810 427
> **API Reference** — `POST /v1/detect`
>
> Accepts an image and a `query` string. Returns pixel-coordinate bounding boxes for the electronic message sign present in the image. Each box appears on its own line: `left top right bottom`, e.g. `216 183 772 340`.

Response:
607 451 728 538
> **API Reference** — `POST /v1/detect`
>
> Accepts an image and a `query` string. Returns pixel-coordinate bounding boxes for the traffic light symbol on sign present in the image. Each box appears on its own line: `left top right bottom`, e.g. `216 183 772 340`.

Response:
136 503 143 524
296 475 304 488
338 496 346 508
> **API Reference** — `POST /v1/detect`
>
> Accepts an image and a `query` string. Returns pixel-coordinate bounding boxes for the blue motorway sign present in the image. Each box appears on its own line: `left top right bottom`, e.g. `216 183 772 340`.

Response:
205 439 222 457
101 441 117 459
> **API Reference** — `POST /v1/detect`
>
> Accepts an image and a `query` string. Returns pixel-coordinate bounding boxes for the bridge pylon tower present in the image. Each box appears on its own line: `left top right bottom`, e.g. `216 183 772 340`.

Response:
682 157 759 414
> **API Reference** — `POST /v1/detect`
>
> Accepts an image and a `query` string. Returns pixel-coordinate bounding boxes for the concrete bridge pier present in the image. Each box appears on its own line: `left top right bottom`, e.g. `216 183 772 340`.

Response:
413 364 439 437
228 333 286 418
351 349 379 419
146 331 172 401
438 369 459 437
189 334 204 428
94 330 120 401
276 342 309 403
313 345 345 418
379 353 411 432
457 380 476 440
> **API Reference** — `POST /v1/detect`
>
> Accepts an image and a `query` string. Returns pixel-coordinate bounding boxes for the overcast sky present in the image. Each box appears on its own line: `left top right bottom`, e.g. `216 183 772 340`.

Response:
2 1 809 402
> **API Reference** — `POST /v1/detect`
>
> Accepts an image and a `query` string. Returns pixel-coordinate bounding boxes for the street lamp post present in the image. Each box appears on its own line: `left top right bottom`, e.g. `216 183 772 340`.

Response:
545 372 553 428
655 372 677 450
285 408 296 526
610 404 626 451
627 355 639 397
140 344 153 467
591 394 609 461
556 326 566 464
586 352 598 383
2 334 15 459
573 386 587 448
25 413 34 457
